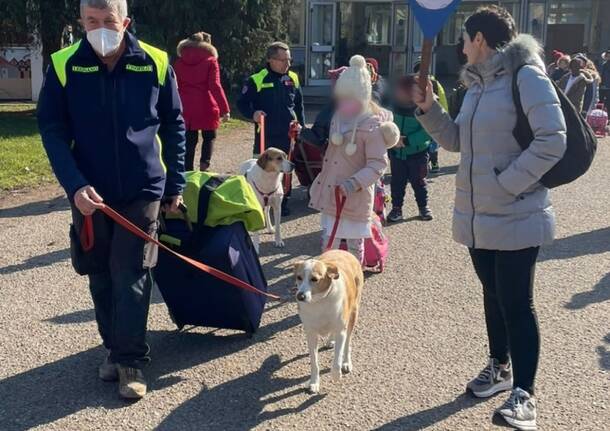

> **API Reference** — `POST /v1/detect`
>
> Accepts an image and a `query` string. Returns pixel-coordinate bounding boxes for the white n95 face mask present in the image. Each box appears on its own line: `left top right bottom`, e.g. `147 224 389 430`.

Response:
87 28 123 57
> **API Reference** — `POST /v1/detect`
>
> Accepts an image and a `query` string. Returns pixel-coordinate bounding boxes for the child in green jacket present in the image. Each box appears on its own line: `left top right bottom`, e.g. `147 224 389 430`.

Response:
388 75 433 222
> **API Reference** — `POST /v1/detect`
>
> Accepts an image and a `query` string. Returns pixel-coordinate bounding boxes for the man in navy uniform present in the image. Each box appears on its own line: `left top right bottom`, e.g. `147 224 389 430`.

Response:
237 41 305 215
37 0 185 399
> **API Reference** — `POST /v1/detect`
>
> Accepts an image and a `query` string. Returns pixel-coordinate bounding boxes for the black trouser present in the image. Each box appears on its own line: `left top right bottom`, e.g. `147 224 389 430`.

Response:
469 247 540 394
253 131 291 155
429 150 439 168
71 200 160 369
185 130 216 171
390 152 429 209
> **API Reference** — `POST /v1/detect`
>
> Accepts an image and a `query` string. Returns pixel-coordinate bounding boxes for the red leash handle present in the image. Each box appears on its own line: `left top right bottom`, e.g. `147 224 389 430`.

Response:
259 114 266 154
325 187 347 251
80 215 95 252
284 120 300 192
81 205 279 300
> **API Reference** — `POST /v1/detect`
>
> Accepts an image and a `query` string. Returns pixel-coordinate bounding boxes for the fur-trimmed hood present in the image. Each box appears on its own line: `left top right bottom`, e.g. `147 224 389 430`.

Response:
177 38 218 59
329 107 399 156
461 34 545 88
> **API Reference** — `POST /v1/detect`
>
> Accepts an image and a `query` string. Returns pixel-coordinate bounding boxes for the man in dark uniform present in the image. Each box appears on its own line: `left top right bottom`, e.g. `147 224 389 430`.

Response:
38 0 185 399
237 41 305 214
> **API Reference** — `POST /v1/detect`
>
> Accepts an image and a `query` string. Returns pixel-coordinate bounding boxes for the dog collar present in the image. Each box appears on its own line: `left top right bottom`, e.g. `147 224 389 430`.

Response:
251 180 279 207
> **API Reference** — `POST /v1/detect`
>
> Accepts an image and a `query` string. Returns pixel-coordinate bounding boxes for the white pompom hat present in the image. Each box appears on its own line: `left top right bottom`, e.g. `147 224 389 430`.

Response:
334 55 372 107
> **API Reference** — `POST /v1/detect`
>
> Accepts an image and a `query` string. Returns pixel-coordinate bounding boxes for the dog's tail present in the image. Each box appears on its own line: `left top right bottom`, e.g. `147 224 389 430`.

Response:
239 159 256 176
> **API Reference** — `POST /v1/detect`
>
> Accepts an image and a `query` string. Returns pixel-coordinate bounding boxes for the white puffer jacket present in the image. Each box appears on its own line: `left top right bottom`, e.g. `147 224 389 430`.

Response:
417 34 567 250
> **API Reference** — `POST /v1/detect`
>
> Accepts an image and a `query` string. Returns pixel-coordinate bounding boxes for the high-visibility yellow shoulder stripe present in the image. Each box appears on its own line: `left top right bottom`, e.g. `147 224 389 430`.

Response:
156 135 167 172
50 41 82 87
250 68 269 92
251 68 300 91
138 40 169 86
288 70 300 88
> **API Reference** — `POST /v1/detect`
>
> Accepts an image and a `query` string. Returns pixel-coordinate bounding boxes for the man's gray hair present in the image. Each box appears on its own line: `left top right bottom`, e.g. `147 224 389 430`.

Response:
80 0 128 19
266 42 290 60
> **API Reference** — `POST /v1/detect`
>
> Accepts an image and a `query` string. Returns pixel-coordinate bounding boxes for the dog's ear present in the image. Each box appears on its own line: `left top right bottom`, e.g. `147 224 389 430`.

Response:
292 260 305 275
325 263 340 280
256 152 268 170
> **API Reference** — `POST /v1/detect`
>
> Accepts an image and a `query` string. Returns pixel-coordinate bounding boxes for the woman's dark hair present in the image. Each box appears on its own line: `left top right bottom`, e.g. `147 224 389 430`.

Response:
464 5 517 50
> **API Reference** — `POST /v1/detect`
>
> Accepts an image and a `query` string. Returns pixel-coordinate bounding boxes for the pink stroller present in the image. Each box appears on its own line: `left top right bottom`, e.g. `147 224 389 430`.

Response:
587 103 608 137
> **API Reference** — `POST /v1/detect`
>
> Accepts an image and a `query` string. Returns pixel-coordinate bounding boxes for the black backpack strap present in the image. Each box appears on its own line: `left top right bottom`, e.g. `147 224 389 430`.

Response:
197 175 230 221
512 64 535 150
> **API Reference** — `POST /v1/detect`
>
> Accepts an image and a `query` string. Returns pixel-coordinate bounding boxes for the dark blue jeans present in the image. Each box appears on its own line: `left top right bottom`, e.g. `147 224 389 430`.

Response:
71 200 159 369
390 151 429 209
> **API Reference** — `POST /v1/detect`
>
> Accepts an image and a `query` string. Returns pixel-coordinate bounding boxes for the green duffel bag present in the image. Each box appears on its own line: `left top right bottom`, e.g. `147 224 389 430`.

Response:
165 171 265 232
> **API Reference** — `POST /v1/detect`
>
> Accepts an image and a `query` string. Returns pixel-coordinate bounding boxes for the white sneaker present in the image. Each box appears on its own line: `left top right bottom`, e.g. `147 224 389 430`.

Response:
496 387 537 431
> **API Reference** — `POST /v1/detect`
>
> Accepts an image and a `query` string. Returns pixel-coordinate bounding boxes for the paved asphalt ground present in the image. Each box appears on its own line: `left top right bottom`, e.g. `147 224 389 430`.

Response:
0 126 608 431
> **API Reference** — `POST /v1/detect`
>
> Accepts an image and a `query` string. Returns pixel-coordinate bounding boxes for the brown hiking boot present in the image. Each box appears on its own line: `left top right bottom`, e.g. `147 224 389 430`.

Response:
117 365 147 399
98 355 118 382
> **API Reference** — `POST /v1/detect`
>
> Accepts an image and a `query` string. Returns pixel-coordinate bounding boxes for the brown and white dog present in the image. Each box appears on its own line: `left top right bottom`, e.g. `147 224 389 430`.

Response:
294 250 364 394
239 148 294 252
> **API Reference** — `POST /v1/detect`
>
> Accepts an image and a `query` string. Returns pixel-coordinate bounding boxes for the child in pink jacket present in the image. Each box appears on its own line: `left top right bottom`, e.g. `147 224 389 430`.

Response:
309 55 399 262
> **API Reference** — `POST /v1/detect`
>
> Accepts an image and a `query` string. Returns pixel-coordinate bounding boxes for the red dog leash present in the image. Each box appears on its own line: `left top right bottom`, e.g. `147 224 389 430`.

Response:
80 214 95 252
325 187 347 251
82 205 279 300
284 120 300 193
259 114 266 154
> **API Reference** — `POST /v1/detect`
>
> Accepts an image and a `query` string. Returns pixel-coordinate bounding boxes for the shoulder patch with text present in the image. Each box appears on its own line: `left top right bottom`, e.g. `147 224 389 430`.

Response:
126 64 154 73
72 65 99 73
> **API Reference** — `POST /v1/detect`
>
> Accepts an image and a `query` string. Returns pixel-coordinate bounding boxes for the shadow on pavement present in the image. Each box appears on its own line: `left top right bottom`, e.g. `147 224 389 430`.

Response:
428 164 459 178
539 227 610 262
597 333 610 371
0 248 70 275
565 272 610 310
156 353 325 431
44 307 95 325
45 285 188 326
0 312 301 431
0 196 69 218
373 393 487 431
259 229 322 298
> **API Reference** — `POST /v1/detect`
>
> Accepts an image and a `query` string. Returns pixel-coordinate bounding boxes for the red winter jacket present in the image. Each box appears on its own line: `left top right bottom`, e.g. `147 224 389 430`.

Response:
174 40 230 131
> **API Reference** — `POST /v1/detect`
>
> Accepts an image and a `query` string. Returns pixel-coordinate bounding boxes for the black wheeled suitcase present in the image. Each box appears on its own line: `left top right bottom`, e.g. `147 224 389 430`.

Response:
154 218 268 335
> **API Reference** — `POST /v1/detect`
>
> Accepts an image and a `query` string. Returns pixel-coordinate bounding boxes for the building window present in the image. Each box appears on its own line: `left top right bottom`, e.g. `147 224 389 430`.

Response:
441 1 521 45
547 0 593 54
528 2 546 42
499 1 520 26
412 19 423 51
337 3 393 74
311 3 334 46
364 4 392 45
394 4 408 48
441 2 480 45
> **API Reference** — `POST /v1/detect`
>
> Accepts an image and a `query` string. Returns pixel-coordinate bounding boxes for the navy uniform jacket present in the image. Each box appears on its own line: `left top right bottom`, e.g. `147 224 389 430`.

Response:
237 65 305 154
37 32 186 205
